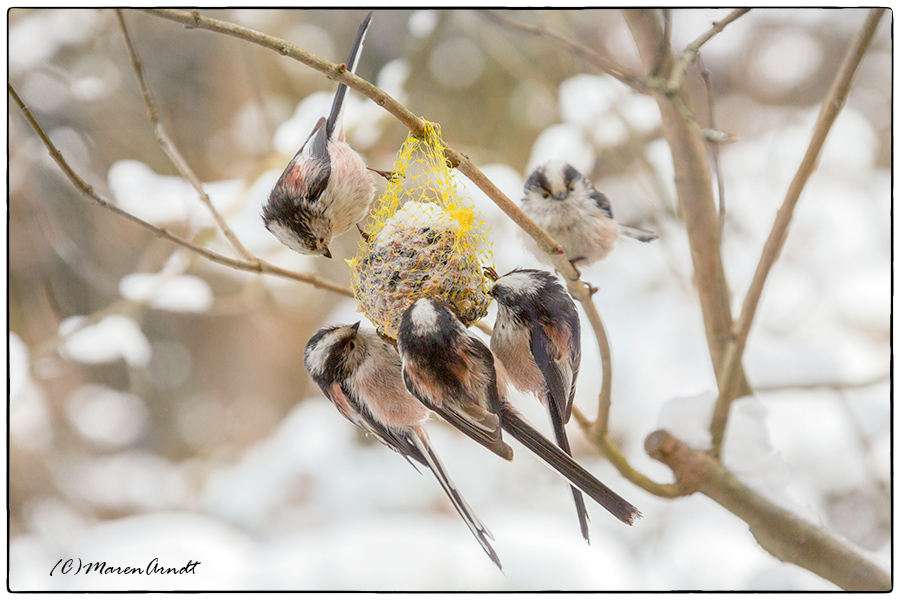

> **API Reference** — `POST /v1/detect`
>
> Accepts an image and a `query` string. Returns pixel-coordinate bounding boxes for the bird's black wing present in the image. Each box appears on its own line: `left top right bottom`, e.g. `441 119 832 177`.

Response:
402 367 513 462
589 188 614 220
531 320 575 424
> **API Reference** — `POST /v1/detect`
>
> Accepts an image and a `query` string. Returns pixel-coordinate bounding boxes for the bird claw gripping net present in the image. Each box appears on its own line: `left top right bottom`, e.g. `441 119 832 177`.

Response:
348 122 493 340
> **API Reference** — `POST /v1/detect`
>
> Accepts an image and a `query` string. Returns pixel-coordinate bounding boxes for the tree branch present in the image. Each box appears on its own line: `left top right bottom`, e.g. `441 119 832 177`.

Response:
646 430 891 591
668 9 751 91
754 374 889 395
699 58 727 236
710 8 886 456
651 9 672 77
582 302 613 436
623 9 751 396
8 83 354 298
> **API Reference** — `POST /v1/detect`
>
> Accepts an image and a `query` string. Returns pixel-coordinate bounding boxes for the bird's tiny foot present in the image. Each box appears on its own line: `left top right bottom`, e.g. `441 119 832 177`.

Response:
368 167 398 182
356 223 371 242
568 259 584 278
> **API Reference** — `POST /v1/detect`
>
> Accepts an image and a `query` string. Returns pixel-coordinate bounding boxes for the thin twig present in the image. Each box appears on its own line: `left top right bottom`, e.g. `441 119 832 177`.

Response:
699 58 727 236
754 373 889 394
581 300 613 436
652 9 672 77
624 9 750 395
8 83 354 299
668 9 750 91
115 10 257 264
709 8 886 457
478 9 651 94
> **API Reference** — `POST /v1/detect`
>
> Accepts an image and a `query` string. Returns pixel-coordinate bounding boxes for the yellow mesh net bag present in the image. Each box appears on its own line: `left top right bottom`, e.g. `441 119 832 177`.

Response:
348 122 493 340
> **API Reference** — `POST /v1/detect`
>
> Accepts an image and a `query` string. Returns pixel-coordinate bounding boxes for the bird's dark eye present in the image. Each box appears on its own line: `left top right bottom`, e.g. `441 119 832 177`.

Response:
347 340 356 351
541 190 550 198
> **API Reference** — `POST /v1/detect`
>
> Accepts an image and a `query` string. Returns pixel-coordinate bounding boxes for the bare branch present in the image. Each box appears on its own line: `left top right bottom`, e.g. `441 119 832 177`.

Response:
755 374 889 395
646 430 891 591
668 9 751 91
581 301 613 436
115 9 257 264
623 9 750 395
652 9 672 77
8 83 354 299
622 13 890 582
477 9 651 94
710 8 886 456
699 58 727 236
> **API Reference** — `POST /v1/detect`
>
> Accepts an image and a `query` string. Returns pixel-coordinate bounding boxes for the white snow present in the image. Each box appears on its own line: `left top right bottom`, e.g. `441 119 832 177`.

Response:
58 315 152 368
119 272 213 313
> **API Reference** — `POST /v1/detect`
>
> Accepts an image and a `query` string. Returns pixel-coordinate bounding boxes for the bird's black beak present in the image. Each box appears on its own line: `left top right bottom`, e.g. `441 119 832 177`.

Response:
350 321 361 334
322 247 332 259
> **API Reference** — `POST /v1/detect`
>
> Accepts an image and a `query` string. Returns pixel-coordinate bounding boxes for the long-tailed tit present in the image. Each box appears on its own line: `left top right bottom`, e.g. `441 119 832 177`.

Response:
520 160 657 268
397 298 514 462
304 321 502 571
489 268 591 542
397 298 641 526
263 12 377 258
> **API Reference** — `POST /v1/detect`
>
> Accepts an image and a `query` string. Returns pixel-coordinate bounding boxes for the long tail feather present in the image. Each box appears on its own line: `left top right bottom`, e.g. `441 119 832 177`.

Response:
325 11 373 140
549 407 591 543
500 404 641 526
619 224 658 242
410 430 503 572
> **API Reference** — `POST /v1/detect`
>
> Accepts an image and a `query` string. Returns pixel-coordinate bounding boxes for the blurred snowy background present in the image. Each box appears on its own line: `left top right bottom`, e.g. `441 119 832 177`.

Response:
8 8 891 591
